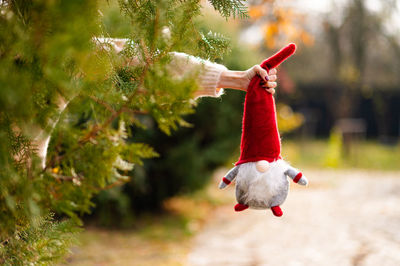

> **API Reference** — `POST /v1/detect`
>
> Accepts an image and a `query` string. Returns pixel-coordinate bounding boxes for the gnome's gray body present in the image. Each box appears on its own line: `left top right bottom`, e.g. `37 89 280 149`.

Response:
219 159 307 211
235 160 290 209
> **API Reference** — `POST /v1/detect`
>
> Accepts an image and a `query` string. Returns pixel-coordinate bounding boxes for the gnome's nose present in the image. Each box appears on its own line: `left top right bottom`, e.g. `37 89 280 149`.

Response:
256 160 270 173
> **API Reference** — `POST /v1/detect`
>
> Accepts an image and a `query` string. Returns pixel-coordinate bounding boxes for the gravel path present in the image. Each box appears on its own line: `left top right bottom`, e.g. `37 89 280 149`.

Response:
188 169 400 266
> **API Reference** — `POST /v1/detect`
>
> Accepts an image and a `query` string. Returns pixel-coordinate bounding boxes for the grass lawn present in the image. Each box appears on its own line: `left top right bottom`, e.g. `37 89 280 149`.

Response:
282 139 400 171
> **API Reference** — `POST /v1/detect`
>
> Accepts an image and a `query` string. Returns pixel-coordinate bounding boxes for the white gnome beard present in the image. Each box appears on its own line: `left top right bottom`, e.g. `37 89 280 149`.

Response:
235 160 290 209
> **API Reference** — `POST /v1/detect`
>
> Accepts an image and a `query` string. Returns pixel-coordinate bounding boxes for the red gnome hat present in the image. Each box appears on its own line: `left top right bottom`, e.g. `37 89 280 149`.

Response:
236 44 297 165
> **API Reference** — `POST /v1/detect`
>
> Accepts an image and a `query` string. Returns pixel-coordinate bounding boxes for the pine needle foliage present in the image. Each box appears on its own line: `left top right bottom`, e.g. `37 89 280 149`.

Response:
209 0 249 19
0 0 243 264
199 31 231 61
0 214 80 266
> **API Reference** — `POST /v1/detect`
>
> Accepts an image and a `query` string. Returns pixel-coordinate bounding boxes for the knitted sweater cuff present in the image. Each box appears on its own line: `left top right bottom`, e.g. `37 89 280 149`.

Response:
194 62 227 98
169 52 227 98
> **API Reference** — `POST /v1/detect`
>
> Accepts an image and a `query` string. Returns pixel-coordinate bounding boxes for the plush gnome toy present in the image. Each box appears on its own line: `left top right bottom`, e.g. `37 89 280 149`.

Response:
218 43 308 217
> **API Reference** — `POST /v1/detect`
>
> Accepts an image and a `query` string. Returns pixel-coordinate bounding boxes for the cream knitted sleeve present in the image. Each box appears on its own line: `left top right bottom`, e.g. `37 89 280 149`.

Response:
168 52 227 98
94 38 227 98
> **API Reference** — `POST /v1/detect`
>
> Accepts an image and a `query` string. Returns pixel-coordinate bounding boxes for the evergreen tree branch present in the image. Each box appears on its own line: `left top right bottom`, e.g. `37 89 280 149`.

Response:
1 0 237 262
88 95 117 115
208 0 249 19
78 40 153 145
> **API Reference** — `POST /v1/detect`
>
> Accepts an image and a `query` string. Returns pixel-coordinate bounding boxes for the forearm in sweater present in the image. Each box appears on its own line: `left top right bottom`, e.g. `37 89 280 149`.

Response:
94 38 233 98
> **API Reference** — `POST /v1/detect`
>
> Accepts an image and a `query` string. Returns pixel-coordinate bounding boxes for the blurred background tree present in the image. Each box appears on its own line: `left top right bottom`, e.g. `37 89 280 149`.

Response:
243 0 400 161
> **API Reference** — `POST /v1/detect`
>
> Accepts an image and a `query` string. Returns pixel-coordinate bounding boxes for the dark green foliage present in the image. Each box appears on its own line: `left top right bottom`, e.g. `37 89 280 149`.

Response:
126 92 245 211
1 0 99 234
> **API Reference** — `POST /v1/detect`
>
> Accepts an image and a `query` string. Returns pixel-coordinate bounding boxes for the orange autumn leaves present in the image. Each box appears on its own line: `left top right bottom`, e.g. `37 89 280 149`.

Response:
248 1 314 49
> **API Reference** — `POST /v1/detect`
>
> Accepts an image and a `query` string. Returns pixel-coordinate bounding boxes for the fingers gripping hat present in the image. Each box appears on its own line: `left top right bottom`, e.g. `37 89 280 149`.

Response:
236 43 297 165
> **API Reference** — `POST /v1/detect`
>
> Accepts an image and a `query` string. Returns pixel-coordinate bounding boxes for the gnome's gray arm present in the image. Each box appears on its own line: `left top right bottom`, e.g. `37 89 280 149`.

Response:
219 166 239 189
285 167 308 186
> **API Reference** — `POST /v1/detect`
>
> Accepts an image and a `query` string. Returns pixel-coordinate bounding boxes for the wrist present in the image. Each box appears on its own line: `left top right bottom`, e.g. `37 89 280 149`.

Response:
217 70 248 91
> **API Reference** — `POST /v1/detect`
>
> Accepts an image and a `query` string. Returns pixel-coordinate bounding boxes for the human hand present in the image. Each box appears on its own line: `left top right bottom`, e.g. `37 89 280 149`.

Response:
218 67 278 94
244 66 277 94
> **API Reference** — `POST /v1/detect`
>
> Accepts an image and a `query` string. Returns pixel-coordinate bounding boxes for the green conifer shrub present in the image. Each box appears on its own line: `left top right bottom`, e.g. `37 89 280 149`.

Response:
0 0 247 263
